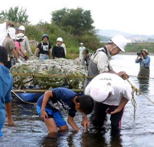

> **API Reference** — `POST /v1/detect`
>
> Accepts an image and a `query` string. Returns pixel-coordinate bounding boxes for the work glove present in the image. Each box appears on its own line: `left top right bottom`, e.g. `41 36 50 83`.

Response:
17 58 23 64
23 56 28 60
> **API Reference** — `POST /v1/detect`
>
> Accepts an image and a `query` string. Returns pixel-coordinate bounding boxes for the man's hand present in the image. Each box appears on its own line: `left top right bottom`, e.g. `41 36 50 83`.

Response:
41 110 48 120
110 108 121 115
81 115 90 132
106 107 121 115
24 56 28 60
118 71 129 79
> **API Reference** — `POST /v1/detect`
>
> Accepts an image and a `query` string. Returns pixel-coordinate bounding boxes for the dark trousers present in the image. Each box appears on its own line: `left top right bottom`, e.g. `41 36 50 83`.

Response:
5 58 15 69
90 102 124 132
6 61 11 69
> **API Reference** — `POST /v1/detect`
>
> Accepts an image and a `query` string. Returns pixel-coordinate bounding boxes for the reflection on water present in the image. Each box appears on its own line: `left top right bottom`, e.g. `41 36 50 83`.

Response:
138 79 149 94
1 55 154 147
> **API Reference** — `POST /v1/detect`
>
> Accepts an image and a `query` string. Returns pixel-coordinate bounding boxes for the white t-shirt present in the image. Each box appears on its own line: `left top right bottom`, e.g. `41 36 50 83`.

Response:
20 36 32 54
85 73 132 106
61 43 67 55
79 46 86 59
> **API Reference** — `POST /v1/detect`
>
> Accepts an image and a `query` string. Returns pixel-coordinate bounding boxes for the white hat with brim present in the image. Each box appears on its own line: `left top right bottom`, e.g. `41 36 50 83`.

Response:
90 81 114 102
16 33 25 40
7 28 16 39
142 49 148 54
111 35 127 52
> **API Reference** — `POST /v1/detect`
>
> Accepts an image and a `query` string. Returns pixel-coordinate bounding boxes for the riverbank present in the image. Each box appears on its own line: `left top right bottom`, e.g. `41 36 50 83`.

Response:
120 51 154 56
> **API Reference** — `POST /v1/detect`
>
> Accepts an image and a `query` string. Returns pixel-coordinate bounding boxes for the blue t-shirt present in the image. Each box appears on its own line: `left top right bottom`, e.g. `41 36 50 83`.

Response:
0 65 13 126
37 87 78 117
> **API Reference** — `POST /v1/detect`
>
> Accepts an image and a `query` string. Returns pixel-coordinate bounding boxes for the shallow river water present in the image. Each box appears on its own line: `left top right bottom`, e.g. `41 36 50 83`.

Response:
0 54 154 147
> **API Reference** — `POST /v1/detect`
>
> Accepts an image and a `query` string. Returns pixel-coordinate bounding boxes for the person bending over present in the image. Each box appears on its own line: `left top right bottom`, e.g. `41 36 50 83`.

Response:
36 87 94 138
85 73 132 135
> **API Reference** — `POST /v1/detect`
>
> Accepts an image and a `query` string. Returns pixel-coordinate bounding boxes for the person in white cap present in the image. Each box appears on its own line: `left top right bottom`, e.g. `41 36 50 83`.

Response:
52 37 65 59
85 35 128 87
135 49 150 79
15 33 28 61
18 25 33 56
3 27 22 69
85 72 132 133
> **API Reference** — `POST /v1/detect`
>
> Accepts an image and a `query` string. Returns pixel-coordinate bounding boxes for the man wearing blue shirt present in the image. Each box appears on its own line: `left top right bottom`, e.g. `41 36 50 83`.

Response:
36 87 94 138
135 49 150 79
0 46 14 137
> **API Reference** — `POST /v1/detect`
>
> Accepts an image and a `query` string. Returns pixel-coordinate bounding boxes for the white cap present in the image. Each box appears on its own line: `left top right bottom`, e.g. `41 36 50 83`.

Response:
57 37 63 42
111 35 127 52
7 27 16 39
89 81 114 102
19 25 25 31
16 33 25 40
80 42 83 45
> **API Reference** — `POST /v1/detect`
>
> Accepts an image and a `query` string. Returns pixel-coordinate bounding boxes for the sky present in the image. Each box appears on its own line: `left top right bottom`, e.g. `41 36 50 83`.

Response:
0 0 154 35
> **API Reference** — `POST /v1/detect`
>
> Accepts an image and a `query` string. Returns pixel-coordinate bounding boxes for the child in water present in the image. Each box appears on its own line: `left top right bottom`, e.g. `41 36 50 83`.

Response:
36 87 94 138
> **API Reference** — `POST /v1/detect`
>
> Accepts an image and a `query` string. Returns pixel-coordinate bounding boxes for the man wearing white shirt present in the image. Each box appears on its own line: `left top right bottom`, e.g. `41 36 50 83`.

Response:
85 35 128 87
85 73 132 133
18 25 33 56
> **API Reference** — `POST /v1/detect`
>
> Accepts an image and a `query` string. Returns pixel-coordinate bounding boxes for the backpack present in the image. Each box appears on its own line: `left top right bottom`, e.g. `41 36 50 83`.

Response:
88 47 110 76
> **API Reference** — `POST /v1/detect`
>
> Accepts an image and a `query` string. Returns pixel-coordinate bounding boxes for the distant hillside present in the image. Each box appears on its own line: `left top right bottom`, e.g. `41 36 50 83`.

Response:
96 29 154 42
97 29 131 38
97 35 110 42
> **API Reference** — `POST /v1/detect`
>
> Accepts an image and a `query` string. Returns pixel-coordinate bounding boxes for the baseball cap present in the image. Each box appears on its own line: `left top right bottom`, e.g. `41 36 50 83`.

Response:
89 81 114 102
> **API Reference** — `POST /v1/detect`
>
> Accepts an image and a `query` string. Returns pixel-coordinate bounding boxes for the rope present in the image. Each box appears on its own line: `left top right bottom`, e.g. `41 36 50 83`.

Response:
129 74 154 79
12 73 89 78
12 72 154 80
124 76 154 119
11 90 35 105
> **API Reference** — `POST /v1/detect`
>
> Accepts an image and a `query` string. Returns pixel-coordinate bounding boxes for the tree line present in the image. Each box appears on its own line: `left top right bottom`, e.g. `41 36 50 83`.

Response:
0 6 104 54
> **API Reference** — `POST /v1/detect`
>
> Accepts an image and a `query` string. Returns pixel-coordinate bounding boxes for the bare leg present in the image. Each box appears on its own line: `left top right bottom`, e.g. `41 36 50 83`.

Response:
59 125 69 132
44 118 58 138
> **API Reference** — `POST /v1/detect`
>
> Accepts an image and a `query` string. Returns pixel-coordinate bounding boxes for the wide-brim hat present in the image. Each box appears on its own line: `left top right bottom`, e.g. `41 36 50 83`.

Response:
16 33 25 40
142 49 148 54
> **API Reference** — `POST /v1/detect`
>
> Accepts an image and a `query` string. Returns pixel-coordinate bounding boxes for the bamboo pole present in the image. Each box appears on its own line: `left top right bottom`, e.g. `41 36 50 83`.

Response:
12 89 84 93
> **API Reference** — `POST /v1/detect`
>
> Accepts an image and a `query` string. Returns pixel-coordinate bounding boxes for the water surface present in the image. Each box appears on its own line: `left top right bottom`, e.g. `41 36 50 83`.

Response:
0 54 154 147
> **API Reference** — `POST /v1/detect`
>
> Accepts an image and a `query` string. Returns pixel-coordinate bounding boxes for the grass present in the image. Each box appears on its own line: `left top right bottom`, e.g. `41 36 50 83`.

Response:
29 42 154 59
125 43 154 53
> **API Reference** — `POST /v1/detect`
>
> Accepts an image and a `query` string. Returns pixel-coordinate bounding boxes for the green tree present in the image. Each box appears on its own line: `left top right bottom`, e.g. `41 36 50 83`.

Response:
0 6 29 24
51 8 94 36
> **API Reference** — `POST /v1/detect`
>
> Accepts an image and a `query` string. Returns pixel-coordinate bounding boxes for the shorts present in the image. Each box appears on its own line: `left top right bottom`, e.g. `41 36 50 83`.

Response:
36 105 66 127
39 54 49 61
0 124 3 137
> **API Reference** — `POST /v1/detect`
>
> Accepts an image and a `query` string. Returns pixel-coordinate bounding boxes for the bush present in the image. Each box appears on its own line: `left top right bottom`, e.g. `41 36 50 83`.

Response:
125 43 154 53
